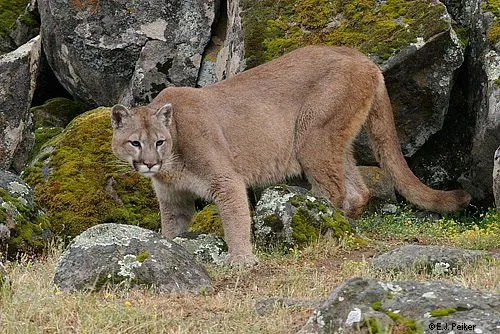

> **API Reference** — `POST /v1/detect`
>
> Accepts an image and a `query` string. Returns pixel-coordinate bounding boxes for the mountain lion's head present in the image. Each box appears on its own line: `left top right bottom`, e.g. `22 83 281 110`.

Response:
110 104 174 177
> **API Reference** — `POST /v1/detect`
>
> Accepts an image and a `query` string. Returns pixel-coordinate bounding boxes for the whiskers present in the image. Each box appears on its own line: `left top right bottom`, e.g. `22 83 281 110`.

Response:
162 153 180 169
106 158 136 174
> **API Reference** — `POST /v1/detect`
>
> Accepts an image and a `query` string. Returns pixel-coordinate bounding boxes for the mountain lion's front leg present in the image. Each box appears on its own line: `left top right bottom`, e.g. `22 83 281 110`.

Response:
210 175 258 266
152 179 195 238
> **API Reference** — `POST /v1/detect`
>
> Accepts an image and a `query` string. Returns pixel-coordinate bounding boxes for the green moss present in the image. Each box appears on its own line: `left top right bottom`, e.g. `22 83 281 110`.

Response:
483 0 500 44
429 307 457 317
28 127 62 163
136 250 150 263
371 301 383 311
386 312 423 334
23 108 159 240
242 0 453 66
31 97 88 129
190 204 224 237
291 208 320 246
0 188 50 256
363 317 386 334
0 0 28 38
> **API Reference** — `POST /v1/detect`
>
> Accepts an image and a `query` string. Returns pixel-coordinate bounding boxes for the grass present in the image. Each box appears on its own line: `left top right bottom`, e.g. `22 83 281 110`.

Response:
1 206 498 333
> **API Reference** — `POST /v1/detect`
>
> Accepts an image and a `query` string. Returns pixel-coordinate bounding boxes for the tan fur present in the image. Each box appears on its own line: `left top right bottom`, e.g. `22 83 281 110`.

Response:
111 46 471 265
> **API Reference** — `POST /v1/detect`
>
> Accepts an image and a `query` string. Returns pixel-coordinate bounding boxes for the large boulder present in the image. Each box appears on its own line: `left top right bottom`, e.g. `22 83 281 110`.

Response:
38 0 218 106
241 0 465 162
54 223 212 293
428 0 500 202
0 36 41 173
370 245 490 274
0 170 50 257
22 108 159 240
299 277 500 334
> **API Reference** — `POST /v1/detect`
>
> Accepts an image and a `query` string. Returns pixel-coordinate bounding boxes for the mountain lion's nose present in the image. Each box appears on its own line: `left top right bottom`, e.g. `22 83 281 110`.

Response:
144 162 156 169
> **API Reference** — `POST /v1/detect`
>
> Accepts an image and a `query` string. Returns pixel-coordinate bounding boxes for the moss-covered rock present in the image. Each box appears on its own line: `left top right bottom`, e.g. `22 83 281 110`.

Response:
0 0 28 39
483 0 500 45
242 0 453 67
253 185 350 250
22 108 160 240
190 204 224 237
0 170 50 257
31 97 89 129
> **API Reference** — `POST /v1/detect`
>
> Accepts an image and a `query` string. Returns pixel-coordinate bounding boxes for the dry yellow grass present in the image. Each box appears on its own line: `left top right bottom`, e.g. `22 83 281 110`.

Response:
1 235 498 334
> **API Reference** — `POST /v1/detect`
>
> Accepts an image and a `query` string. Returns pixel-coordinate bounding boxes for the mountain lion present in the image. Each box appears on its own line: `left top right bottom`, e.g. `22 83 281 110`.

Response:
111 46 471 265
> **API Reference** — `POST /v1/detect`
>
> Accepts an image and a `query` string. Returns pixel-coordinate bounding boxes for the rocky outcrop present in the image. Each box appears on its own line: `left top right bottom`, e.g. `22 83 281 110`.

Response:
370 245 490 274
494 146 500 208
0 36 41 173
299 277 500 334
38 0 218 106
0 170 50 257
429 0 500 202
53 223 212 293
22 108 159 239
253 185 350 251
197 0 246 86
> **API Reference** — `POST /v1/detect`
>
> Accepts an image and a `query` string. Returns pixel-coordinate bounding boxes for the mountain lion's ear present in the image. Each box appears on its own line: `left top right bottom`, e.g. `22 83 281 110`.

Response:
111 104 130 129
156 103 173 126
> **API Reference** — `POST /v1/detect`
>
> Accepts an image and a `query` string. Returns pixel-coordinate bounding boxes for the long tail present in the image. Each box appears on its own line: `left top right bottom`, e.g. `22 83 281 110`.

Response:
366 74 471 213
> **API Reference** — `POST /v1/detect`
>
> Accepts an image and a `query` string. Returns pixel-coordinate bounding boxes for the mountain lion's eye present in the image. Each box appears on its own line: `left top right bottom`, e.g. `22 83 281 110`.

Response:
156 140 165 147
130 141 141 147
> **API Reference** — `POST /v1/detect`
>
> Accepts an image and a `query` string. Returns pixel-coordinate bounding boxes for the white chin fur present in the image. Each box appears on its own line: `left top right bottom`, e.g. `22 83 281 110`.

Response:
136 164 160 177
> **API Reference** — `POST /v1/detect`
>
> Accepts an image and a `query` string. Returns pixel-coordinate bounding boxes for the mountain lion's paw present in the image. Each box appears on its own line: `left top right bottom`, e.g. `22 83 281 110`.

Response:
228 253 259 267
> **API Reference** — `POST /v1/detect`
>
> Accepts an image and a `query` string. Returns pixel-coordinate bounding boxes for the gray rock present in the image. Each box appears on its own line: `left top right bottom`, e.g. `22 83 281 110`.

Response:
38 0 218 106
0 36 41 173
253 185 350 251
355 14 465 163
494 146 500 208
299 277 500 334
370 245 490 274
0 170 50 256
439 0 500 203
53 223 212 294
173 233 228 266
197 0 245 86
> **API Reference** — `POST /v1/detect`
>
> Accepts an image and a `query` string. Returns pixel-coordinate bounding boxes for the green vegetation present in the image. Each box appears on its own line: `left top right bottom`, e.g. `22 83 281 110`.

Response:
0 0 28 38
135 250 150 263
242 0 454 67
429 307 457 317
482 0 500 45
23 108 160 240
31 97 88 129
355 205 500 250
386 311 423 334
0 188 50 256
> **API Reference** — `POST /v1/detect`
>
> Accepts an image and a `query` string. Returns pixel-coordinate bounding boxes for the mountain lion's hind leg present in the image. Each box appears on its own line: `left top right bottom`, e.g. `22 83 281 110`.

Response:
343 151 370 217
297 129 346 209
